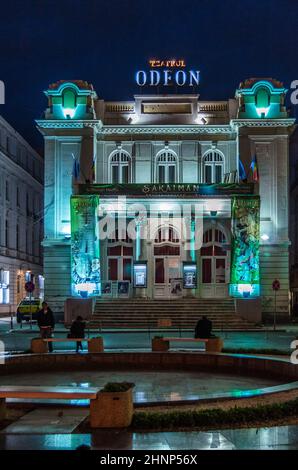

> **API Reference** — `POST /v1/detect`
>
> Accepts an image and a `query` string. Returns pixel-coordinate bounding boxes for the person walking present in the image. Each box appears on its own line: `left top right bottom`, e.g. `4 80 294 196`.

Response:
37 301 55 352
194 315 213 339
69 316 86 352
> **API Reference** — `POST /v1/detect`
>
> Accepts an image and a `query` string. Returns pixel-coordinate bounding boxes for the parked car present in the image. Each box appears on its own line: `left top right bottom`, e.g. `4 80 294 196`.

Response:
16 298 43 323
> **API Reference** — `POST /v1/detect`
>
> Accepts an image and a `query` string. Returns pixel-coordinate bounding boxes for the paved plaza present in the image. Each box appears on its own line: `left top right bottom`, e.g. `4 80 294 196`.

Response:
0 318 297 354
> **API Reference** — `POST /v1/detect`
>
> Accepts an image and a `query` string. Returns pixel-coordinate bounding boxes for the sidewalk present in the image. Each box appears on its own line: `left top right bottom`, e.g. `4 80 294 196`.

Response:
0 319 297 353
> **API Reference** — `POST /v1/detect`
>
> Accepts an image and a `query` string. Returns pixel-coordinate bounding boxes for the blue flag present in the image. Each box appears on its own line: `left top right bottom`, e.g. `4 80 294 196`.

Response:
72 154 80 181
239 159 247 181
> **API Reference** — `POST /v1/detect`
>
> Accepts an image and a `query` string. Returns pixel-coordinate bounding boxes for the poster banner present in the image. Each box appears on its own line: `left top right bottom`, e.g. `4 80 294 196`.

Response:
133 262 147 288
229 196 260 298
70 195 101 297
183 262 197 289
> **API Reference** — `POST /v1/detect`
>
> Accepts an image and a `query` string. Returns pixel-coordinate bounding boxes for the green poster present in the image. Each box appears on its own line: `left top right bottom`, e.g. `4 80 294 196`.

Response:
70 195 100 297
229 196 260 297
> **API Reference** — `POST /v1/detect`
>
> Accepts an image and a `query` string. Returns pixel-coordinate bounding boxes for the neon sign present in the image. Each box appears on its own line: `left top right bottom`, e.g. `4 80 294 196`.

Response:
136 59 200 87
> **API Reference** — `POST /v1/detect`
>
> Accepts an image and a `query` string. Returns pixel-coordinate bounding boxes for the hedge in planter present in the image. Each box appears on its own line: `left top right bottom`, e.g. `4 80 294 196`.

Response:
132 398 298 429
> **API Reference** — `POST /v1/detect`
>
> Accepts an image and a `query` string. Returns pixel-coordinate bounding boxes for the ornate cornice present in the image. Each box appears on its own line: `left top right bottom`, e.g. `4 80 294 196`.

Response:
100 125 233 135
231 119 296 129
35 119 102 130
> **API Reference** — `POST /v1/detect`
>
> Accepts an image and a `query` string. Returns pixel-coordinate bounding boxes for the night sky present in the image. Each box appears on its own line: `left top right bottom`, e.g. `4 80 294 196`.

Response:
1 0 298 152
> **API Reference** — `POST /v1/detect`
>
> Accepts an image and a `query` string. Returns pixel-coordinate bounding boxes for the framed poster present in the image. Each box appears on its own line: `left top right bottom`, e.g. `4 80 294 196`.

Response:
183 262 197 289
170 278 183 297
117 281 130 298
133 262 147 288
101 281 112 297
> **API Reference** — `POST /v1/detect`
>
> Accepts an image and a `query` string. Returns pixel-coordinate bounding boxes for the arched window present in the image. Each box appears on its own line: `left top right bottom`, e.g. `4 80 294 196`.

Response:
109 150 131 183
154 226 180 256
255 87 270 108
202 150 224 184
156 150 177 183
62 89 76 109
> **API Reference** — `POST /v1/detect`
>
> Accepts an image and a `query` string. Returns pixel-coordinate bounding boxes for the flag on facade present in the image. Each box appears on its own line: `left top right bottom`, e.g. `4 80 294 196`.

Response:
250 155 259 182
72 153 80 181
238 158 247 181
91 154 96 181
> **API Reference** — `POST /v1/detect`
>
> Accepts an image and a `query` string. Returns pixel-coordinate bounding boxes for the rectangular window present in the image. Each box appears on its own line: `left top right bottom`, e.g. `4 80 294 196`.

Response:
16 187 20 207
112 165 119 183
205 165 212 183
215 165 222 183
122 165 129 183
16 224 19 251
202 258 212 283
0 271 10 304
5 220 9 247
158 165 165 183
155 258 165 284
108 258 118 281
215 259 226 283
123 258 132 281
5 181 9 201
168 165 176 183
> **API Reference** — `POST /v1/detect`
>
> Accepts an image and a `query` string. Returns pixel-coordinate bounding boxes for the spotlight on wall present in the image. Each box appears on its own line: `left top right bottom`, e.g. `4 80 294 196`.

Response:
210 210 217 217
200 117 207 124
261 233 269 241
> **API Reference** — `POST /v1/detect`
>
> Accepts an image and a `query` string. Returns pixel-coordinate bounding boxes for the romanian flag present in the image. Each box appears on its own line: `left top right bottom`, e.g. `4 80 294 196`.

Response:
250 155 259 183
238 158 247 181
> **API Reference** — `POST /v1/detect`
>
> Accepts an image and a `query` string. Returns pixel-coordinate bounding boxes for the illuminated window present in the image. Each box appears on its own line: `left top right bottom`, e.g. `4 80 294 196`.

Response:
0 270 10 304
202 150 224 183
156 150 177 183
62 89 76 109
109 150 131 183
255 87 270 108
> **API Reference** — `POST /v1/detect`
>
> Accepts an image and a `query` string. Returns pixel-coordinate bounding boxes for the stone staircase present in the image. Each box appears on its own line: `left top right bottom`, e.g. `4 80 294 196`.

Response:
89 298 259 330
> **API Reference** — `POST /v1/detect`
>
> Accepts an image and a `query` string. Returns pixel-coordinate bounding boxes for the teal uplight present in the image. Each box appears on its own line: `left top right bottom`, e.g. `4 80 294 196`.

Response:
62 106 77 119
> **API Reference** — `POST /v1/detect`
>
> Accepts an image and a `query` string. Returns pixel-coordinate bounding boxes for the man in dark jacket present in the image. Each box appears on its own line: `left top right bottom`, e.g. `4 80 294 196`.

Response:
37 302 55 352
195 316 213 339
69 316 86 352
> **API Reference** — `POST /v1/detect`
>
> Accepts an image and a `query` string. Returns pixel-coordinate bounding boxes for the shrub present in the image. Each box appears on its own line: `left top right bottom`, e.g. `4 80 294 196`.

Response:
101 382 135 393
132 398 298 429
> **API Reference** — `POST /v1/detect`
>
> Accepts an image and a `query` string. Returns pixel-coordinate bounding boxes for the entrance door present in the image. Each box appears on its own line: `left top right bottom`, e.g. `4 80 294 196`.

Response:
200 227 229 298
154 256 181 298
108 257 132 282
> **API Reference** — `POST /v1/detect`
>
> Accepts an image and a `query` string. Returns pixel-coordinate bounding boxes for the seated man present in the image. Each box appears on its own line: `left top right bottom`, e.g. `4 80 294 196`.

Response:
194 316 213 339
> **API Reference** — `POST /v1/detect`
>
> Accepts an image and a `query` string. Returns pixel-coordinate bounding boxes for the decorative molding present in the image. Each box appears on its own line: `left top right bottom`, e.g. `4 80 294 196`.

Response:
100 125 233 135
36 120 102 130
231 118 295 129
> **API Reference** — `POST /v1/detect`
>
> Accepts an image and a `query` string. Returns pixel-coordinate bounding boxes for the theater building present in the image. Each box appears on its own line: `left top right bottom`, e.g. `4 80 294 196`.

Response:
36 77 295 322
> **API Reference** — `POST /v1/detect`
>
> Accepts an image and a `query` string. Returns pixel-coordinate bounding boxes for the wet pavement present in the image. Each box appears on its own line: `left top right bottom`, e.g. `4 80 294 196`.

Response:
0 370 287 405
0 425 298 450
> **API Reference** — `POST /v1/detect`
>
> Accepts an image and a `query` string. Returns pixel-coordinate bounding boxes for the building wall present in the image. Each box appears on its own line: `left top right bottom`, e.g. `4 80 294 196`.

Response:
0 116 44 315
37 79 295 318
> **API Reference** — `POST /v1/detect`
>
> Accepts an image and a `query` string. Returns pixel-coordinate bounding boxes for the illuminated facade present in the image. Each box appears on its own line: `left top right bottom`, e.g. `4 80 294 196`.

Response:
0 116 44 314
37 78 295 319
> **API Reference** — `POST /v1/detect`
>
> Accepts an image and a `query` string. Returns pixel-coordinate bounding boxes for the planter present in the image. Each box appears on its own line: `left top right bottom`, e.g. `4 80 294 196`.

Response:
31 338 48 354
88 337 104 353
152 338 169 352
206 337 223 353
90 384 134 428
